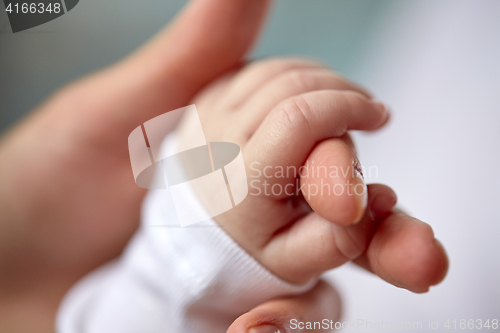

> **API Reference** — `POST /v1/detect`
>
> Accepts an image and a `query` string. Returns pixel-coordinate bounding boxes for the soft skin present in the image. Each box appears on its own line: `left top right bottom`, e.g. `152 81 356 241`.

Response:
0 0 448 332
180 57 448 290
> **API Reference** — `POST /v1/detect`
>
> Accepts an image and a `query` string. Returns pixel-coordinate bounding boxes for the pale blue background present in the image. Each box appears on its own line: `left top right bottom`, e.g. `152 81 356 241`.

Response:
0 0 387 132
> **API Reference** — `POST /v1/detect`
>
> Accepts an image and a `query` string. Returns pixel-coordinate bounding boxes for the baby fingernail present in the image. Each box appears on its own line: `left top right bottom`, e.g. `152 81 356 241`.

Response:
249 325 282 333
351 169 368 224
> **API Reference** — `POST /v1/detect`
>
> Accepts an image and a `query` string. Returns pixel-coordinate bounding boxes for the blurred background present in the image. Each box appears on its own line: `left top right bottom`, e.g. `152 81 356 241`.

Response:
1 0 499 331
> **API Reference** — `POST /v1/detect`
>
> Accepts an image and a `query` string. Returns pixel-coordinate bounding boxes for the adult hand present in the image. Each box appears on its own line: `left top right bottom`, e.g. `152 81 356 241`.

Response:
0 0 272 331
0 0 447 332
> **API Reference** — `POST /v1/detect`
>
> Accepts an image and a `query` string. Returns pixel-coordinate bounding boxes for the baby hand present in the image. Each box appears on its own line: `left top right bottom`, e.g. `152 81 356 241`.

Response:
177 58 447 292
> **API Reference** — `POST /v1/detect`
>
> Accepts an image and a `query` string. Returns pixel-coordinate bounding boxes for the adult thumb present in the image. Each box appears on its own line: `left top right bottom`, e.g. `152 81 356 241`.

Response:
53 0 271 138
110 0 272 123
132 0 272 88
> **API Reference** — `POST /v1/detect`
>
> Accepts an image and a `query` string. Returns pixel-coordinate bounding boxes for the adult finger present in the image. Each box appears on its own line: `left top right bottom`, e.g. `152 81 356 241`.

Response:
261 184 397 284
354 212 449 293
227 280 341 333
300 136 367 226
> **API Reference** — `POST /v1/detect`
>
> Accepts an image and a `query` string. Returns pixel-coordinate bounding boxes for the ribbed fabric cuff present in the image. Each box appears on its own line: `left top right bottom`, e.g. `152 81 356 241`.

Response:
57 132 317 333
140 133 317 330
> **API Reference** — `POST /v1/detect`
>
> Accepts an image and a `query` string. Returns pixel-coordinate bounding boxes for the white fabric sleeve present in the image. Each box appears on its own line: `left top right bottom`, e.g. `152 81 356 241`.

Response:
56 133 316 333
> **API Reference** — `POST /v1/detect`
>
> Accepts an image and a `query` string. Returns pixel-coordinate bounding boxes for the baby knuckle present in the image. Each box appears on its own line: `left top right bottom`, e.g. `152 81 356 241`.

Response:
317 230 338 258
277 95 314 130
339 90 367 109
273 56 326 69
281 69 319 92
341 239 366 260
253 57 326 75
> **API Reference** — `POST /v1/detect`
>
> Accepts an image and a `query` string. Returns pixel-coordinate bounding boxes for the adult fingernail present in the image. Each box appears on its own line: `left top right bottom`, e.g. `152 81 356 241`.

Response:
249 325 282 333
370 192 397 217
370 99 386 111
369 99 390 124
351 169 368 224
